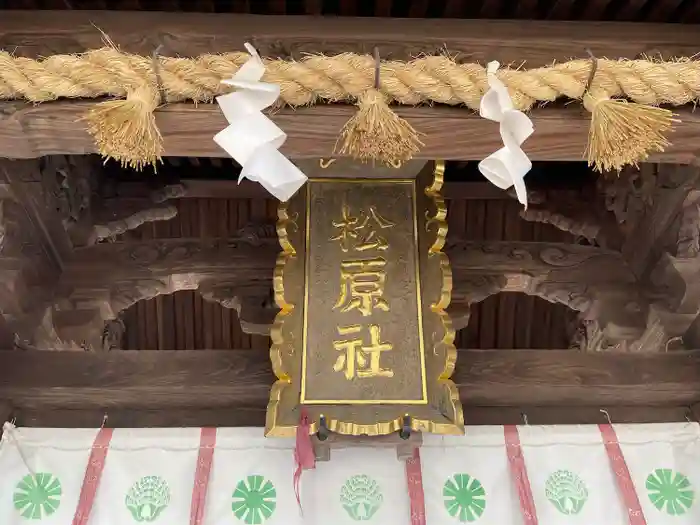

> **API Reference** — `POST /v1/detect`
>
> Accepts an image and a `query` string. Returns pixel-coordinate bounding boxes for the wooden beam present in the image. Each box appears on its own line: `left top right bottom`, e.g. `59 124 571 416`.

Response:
11 405 694 428
1 102 699 163
1 350 699 411
60 238 278 284
1 12 697 65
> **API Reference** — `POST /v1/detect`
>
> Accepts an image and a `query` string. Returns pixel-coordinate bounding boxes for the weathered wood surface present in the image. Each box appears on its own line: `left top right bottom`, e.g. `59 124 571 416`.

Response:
49 238 643 349
114 179 513 201
60 239 626 290
61 238 278 283
9 406 694 428
1 350 699 409
1 11 697 64
2 102 699 163
178 180 512 200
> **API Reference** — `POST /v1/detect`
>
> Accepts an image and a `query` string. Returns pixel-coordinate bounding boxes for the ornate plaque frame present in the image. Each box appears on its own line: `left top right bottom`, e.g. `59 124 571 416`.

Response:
266 160 463 437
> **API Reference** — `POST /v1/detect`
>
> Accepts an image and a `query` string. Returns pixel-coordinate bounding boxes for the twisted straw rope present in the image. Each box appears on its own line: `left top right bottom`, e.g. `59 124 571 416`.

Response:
1 48 699 110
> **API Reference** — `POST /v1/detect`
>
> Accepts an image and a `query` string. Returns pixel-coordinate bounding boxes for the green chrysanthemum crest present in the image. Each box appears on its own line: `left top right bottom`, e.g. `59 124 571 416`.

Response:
13 473 62 520
340 474 383 521
125 475 171 522
544 470 588 515
646 468 694 516
231 475 277 524
443 473 486 522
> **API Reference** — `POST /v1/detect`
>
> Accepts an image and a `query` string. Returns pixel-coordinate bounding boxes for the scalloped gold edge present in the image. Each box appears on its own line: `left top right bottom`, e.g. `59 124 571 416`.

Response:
265 202 296 436
266 163 463 437
426 160 463 430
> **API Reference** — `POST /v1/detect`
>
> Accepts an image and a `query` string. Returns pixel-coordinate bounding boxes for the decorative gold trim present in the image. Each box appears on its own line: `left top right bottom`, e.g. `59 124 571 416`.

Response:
426 160 463 428
265 160 463 437
265 199 297 436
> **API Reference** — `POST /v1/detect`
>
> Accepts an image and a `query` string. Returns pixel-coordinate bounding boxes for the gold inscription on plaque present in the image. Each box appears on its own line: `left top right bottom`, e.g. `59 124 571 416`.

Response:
300 179 430 406
330 203 395 252
334 257 390 316
330 202 395 382
332 324 394 380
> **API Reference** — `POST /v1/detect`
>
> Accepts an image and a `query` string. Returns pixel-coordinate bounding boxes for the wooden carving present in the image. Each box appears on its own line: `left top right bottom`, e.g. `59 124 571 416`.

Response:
446 240 648 343
72 182 185 246
199 281 276 336
102 318 126 351
513 186 624 249
600 166 655 236
46 233 280 350
39 155 93 230
574 162 700 352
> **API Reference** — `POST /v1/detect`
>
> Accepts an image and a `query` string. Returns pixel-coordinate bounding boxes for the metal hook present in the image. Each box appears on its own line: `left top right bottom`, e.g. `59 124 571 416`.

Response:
521 413 529 426
373 47 381 90
685 407 695 423
100 413 108 429
316 414 329 442
151 44 166 106
399 415 412 440
583 48 598 99
600 408 612 425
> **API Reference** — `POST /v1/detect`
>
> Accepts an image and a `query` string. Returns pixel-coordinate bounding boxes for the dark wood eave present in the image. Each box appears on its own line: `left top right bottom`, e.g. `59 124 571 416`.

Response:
0 0 698 23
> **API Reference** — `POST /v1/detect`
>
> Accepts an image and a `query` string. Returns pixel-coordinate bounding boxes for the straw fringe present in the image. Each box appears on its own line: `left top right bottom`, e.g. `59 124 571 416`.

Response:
583 93 675 172
335 89 423 164
1 49 698 170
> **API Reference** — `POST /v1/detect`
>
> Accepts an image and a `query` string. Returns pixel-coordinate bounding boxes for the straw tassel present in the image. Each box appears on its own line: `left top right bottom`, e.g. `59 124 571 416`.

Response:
85 88 163 170
335 48 423 165
83 46 165 171
583 94 675 173
336 89 422 164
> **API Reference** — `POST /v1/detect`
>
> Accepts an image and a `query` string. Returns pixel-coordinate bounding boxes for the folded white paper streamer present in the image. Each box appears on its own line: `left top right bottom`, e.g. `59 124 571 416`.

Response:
214 43 308 202
478 61 534 208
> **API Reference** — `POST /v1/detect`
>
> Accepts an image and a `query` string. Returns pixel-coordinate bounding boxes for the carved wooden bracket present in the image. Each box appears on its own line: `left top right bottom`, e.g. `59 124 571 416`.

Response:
70 181 186 246
575 163 700 352
45 233 652 350
44 224 280 349
448 241 649 344
512 185 624 249
199 281 275 336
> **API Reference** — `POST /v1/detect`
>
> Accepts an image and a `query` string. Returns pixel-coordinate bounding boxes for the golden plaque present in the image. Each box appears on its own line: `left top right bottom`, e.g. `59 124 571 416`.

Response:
266 160 463 437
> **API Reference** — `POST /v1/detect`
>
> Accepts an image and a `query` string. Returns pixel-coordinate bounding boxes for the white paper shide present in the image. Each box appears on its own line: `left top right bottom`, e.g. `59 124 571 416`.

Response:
214 43 307 202
478 61 534 208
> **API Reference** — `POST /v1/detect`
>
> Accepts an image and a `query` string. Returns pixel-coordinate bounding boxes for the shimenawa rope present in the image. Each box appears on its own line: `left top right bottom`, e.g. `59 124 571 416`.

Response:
1 47 698 170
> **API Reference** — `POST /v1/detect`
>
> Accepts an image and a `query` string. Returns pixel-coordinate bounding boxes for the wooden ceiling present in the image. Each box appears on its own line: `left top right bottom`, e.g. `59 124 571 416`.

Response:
0 0 697 23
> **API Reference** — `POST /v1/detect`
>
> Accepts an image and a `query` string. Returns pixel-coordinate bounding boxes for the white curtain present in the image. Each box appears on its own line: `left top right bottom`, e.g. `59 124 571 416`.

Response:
1 423 698 525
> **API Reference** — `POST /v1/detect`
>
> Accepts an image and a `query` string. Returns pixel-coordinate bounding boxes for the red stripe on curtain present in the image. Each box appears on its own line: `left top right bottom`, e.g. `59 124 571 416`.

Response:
190 428 217 525
504 425 538 525
599 424 647 525
72 428 114 525
405 448 426 525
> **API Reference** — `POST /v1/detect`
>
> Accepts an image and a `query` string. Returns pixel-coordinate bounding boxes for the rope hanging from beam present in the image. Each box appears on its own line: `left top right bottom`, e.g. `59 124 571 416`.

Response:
1 48 698 171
